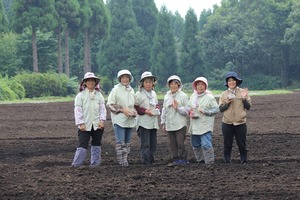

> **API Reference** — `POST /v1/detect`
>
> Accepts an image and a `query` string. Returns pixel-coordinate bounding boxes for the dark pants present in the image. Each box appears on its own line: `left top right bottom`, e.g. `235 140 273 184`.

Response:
167 126 187 160
78 127 103 149
137 126 157 165
222 123 247 162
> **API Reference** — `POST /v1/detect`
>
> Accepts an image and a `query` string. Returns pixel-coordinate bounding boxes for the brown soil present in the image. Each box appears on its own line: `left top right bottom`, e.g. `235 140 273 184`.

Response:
1 91 300 199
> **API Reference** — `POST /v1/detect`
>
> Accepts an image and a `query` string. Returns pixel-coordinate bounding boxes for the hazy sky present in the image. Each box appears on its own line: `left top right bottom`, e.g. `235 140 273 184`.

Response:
154 0 221 17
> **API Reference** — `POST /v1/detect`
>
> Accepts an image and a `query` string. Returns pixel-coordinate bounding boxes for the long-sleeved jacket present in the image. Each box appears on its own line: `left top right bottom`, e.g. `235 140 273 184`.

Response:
107 83 136 128
188 92 219 135
161 90 188 131
134 89 159 130
219 87 252 125
74 88 106 131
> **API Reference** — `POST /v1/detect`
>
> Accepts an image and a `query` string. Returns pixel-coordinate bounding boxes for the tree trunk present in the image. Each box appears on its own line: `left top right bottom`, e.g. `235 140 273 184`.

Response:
281 45 289 88
32 26 38 72
57 26 63 74
83 29 90 73
65 28 70 77
87 33 91 72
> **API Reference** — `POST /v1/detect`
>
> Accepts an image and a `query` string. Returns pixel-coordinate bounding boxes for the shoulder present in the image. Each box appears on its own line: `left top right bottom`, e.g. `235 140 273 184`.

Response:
180 91 188 98
206 93 215 99
220 90 228 96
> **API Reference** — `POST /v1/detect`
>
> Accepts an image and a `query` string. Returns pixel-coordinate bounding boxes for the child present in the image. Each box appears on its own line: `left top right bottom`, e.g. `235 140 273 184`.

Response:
71 72 107 167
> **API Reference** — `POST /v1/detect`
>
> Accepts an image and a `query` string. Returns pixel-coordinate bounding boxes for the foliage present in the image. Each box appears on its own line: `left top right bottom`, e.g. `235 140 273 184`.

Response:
0 32 22 77
98 0 145 88
179 8 202 83
0 0 300 92
0 75 24 101
16 30 58 73
14 72 77 98
150 6 178 88
243 74 281 90
10 0 58 72
0 0 8 32
99 76 111 95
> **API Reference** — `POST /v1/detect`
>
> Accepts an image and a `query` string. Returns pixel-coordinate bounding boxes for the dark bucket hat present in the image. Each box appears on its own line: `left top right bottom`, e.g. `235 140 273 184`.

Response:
224 71 242 87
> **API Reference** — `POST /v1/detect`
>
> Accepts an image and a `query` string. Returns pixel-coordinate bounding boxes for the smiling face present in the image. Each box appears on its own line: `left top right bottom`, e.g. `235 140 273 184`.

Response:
142 78 154 92
227 77 237 89
85 78 97 91
195 81 206 94
120 74 130 86
169 81 180 93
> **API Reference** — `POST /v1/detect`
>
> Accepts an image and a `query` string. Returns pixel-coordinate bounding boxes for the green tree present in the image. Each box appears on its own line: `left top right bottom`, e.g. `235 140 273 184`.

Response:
132 0 158 73
0 32 21 76
10 0 58 72
98 0 145 87
170 11 184 41
17 30 58 73
79 0 110 74
199 9 212 30
179 8 202 83
0 0 8 32
150 6 178 87
55 0 81 76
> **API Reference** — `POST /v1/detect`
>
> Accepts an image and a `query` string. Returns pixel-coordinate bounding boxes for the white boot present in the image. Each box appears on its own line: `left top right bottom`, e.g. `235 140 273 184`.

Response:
203 147 215 164
193 147 204 163
90 146 101 166
71 147 87 167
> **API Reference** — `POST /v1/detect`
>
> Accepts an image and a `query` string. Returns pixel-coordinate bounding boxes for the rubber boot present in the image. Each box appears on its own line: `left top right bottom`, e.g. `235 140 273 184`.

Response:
71 147 87 167
193 147 204 163
203 147 215 164
90 146 101 167
116 143 124 166
123 143 131 167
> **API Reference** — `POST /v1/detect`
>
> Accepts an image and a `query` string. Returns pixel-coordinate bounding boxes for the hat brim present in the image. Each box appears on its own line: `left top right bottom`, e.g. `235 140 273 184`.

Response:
140 76 157 83
224 78 242 87
82 77 100 85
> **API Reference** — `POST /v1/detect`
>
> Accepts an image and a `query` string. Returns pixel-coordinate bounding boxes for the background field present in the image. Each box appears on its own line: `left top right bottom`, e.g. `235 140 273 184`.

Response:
0 91 300 199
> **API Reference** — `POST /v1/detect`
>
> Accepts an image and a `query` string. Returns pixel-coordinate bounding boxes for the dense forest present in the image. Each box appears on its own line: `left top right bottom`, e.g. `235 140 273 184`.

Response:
0 0 300 100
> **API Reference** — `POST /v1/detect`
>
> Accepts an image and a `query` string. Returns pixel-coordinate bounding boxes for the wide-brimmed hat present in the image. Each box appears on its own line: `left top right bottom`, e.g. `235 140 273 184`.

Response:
192 77 208 90
79 72 100 91
140 71 157 83
82 72 100 84
167 75 181 86
224 71 242 87
117 69 133 83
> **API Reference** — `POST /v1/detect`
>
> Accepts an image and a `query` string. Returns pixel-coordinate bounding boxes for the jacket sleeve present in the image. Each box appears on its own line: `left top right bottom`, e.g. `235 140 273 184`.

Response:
134 105 146 115
99 103 107 121
219 103 230 112
242 99 251 110
74 106 84 125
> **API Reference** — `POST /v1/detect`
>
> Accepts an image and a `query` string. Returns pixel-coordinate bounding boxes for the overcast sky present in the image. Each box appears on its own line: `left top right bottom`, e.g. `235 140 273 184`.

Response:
154 0 221 17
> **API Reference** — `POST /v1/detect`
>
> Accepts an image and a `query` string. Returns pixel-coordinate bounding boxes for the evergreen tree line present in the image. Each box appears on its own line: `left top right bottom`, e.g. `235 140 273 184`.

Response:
0 0 300 96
